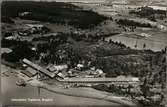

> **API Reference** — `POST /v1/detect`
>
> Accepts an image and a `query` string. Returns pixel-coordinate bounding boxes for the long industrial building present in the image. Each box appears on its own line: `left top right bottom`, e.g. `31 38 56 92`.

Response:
22 58 55 78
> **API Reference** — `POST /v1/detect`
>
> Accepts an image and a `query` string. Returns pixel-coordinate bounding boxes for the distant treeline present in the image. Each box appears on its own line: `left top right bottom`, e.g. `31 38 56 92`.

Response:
1 39 35 62
1 1 107 29
116 19 152 28
1 16 14 23
129 6 166 21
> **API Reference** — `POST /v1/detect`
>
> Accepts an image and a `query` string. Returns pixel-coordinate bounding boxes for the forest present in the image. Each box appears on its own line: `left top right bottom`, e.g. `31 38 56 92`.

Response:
1 1 107 29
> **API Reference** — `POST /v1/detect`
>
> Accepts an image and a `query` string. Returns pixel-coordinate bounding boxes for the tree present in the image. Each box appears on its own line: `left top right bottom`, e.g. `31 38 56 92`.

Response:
141 77 150 98
143 43 146 49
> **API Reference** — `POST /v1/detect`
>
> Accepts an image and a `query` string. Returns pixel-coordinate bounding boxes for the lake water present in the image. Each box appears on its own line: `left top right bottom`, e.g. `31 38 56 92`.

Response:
1 76 135 107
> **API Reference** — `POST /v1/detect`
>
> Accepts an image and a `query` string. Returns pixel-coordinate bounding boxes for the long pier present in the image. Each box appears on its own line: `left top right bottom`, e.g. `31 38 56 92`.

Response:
58 77 140 87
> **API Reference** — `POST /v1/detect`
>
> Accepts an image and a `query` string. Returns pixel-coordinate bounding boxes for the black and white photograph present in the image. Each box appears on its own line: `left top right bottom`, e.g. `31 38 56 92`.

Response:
1 0 167 107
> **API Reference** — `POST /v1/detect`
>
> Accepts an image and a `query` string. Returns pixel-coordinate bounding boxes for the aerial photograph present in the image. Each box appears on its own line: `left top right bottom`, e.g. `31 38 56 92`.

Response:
1 0 167 107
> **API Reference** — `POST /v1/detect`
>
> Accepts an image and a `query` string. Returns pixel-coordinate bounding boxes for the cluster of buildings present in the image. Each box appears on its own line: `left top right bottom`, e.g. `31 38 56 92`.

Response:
18 24 49 36
21 58 140 89
18 12 32 17
4 24 48 40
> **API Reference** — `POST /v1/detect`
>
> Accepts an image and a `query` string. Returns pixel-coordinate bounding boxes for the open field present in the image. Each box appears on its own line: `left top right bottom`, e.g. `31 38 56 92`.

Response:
105 30 167 51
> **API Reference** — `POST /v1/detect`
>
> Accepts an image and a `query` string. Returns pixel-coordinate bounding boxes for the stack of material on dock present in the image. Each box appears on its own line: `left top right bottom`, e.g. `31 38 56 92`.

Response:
27 67 38 76
20 67 38 77
20 69 36 77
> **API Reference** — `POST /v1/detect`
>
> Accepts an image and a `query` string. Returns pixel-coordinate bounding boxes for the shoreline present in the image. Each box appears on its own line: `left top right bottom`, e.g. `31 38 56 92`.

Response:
27 78 138 107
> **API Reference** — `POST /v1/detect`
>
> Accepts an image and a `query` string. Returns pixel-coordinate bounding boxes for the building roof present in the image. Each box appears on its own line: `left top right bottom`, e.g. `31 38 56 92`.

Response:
47 66 57 72
23 58 55 78
26 24 44 28
1 48 12 54
53 65 68 71
47 64 68 74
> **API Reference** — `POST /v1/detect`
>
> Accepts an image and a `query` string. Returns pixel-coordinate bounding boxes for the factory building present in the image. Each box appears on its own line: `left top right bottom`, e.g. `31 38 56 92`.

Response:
22 58 55 78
